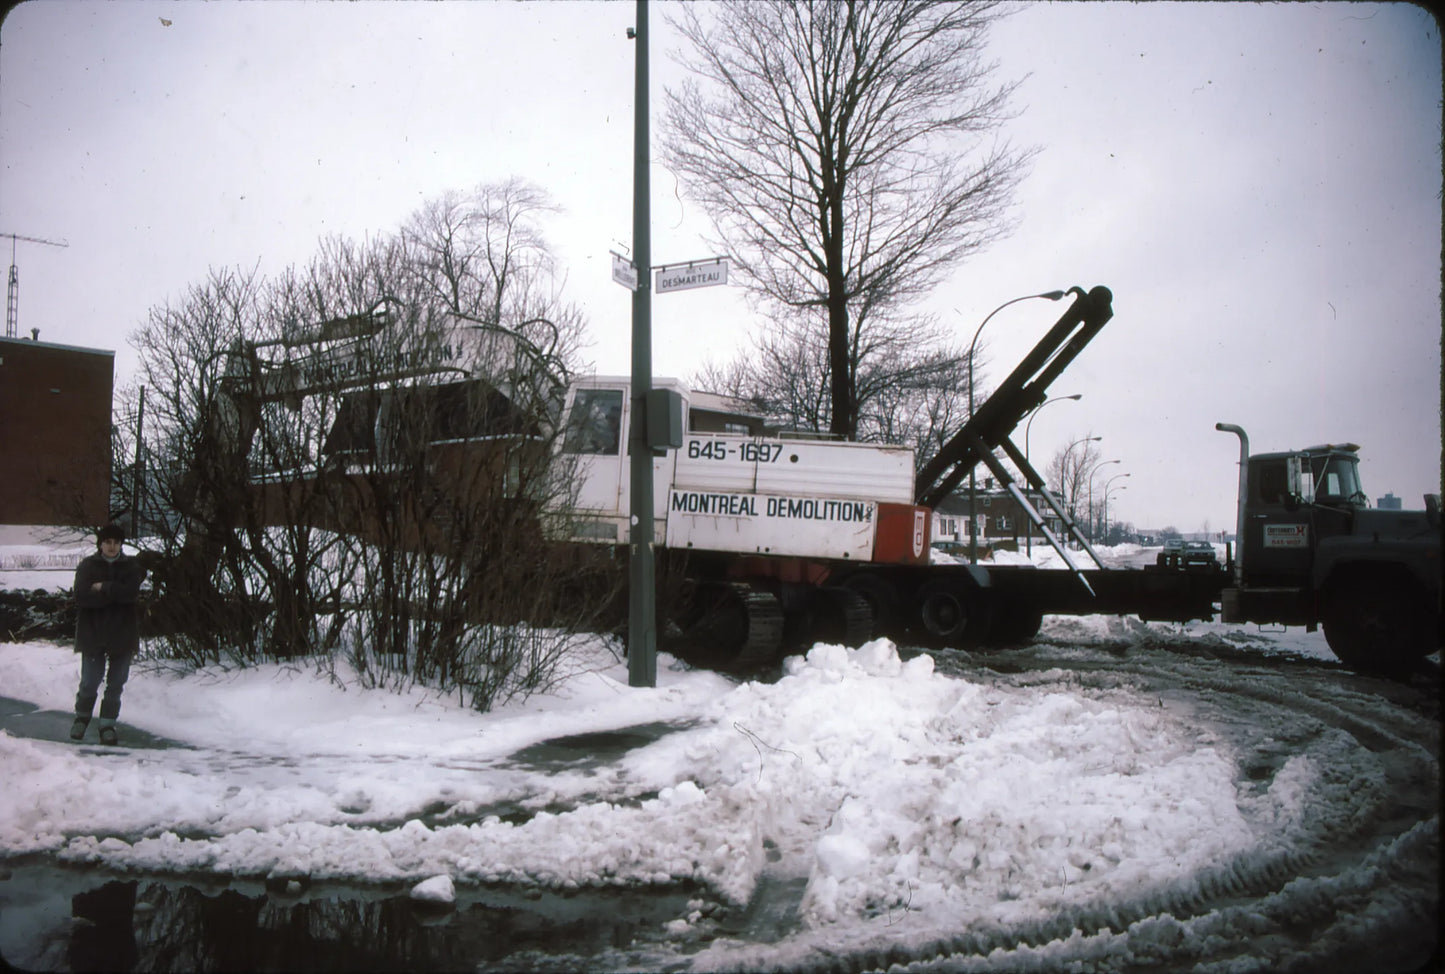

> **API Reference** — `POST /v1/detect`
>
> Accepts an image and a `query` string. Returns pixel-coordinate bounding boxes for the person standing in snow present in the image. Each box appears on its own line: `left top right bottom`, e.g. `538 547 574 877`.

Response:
70 523 147 746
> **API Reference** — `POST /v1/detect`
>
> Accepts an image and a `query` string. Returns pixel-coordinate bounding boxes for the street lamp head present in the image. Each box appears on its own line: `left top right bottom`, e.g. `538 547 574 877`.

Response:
1040 290 1067 301
1066 394 1082 401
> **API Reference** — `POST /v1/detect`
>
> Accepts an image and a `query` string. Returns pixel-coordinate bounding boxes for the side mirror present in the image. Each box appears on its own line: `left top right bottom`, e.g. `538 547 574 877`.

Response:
1285 455 1306 507
1426 493 1440 529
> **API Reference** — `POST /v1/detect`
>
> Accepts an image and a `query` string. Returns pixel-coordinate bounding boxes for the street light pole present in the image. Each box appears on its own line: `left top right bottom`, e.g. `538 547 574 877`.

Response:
1102 480 1129 542
1088 459 1121 543
966 290 1066 563
1023 393 1081 556
1101 472 1130 542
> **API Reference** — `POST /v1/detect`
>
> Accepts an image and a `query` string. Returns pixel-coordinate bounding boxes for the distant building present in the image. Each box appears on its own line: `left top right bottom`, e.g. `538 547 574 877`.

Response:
931 482 1067 551
0 335 114 527
1377 493 1402 510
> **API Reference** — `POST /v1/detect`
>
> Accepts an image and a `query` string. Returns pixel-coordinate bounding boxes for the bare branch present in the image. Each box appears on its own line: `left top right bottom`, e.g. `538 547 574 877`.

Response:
663 0 1032 439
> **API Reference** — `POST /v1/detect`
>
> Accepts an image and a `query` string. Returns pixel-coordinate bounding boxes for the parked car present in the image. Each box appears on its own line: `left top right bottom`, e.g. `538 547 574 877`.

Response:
1158 540 1219 570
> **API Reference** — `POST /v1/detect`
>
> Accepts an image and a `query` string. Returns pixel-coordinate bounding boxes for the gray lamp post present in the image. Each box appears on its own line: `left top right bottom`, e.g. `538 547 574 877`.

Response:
966 290 1066 563
1088 459 1122 543
1102 475 1129 542
1023 394 1081 556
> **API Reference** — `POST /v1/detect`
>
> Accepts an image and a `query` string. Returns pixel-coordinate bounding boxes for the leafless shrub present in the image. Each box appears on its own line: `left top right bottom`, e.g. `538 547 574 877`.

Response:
124 181 617 709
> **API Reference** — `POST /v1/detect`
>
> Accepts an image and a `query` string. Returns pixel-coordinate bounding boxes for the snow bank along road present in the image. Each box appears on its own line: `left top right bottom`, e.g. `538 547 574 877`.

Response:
0 617 1438 972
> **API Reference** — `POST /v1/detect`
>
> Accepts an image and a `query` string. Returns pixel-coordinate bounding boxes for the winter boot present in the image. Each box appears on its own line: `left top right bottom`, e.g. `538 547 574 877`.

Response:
70 717 89 741
99 726 118 746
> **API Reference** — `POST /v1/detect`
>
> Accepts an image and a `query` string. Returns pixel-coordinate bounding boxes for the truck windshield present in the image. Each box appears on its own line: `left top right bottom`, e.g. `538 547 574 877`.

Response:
562 388 623 456
1310 453 1365 507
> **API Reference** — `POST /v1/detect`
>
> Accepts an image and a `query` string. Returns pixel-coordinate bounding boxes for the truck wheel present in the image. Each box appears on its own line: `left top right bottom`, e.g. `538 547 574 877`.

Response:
915 579 992 647
1321 578 1431 671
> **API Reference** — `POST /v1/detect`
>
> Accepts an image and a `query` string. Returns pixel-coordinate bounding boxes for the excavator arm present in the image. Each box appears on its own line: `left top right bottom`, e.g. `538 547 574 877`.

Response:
915 285 1114 579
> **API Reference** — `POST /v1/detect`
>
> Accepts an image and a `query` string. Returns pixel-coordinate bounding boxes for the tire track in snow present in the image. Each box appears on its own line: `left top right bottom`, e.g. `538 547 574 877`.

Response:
837 637 1441 974
698 638 1438 974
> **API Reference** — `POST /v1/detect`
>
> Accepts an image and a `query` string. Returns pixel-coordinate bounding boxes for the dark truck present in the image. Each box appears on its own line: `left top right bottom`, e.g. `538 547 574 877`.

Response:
1215 425 1440 670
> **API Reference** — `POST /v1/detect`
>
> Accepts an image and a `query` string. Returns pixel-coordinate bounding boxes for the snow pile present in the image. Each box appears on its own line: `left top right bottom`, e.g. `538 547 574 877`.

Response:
0 608 1434 971
2 637 1312 929
874 541 1153 569
1037 612 1338 662
644 640 1260 929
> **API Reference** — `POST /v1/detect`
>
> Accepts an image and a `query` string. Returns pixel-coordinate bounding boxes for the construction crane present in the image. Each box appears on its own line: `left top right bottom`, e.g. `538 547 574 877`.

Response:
4 232 69 338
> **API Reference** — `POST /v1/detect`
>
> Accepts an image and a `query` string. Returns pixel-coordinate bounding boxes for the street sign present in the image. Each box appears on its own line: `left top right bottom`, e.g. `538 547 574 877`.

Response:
655 258 727 294
611 252 639 291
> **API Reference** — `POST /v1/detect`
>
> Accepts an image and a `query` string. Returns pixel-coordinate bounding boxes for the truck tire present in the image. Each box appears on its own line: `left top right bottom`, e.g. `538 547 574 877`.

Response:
914 578 992 647
1321 576 1432 672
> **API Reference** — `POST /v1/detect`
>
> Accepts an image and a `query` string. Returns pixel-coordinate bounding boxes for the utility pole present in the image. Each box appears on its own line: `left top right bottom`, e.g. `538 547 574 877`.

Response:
626 0 657 687
4 232 69 338
130 387 147 539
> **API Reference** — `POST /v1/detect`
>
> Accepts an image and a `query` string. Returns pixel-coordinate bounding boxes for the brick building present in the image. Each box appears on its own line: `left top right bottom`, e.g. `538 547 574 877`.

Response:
0 335 114 527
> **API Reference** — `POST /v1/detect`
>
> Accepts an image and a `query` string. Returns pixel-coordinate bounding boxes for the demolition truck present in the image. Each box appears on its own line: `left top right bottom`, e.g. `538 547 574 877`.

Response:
206 285 1440 672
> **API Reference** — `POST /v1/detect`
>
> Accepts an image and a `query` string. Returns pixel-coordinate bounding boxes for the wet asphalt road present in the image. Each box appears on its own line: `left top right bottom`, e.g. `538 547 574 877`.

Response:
0 695 191 752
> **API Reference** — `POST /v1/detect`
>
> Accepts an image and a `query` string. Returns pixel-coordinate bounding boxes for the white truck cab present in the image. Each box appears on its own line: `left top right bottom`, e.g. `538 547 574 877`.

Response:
551 377 927 564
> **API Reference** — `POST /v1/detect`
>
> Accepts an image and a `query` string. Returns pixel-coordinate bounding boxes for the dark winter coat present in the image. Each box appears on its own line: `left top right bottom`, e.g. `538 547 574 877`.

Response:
74 553 147 657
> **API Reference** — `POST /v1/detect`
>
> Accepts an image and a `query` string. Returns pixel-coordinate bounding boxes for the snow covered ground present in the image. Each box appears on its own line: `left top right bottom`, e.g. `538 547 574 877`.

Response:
0 543 1437 971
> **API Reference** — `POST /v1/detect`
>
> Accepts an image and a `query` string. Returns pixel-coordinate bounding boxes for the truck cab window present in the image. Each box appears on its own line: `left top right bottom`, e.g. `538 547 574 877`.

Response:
1310 455 1364 506
563 389 623 455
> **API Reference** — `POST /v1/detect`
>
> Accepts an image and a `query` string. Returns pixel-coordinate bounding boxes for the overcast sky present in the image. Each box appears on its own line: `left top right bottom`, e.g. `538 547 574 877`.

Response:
1 0 1439 533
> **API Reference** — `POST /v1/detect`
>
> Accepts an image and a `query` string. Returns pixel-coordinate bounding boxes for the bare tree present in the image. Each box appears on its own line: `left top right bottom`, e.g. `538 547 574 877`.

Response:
664 0 1031 438
126 188 616 708
1046 434 1104 532
693 307 982 473
401 179 587 389
130 265 273 658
